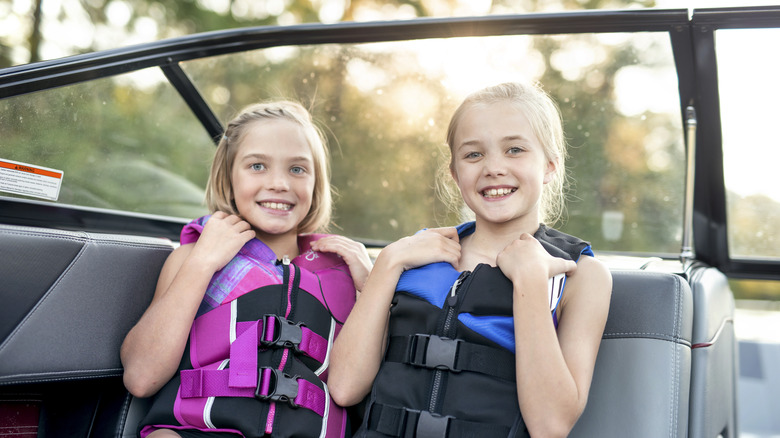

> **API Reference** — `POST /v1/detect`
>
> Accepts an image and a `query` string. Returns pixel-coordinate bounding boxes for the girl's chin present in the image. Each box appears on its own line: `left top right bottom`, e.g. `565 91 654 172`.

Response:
255 226 297 236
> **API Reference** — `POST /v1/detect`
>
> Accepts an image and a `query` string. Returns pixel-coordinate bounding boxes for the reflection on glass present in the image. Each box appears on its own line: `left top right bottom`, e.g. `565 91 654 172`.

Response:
0 68 213 219
716 28 780 260
182 32 684 253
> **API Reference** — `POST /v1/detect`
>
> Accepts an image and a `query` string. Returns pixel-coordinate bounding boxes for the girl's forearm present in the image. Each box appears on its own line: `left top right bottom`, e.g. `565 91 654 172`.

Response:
512 275 582 438
121 254 214 398
328 252 404 406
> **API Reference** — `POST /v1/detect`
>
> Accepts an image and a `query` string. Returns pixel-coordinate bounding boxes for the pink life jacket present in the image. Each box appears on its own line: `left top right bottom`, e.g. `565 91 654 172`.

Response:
139 216 357 438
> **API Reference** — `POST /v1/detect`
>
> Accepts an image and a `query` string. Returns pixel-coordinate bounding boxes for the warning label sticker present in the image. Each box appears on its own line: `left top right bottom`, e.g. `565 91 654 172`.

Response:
0 158 64 201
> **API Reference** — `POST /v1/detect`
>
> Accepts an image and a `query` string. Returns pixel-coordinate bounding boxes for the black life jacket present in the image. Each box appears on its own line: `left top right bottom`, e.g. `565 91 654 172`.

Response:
138 216 356 438
358 222 592 438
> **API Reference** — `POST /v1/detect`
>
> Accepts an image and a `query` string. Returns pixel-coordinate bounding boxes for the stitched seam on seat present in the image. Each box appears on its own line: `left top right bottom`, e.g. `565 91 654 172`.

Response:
671 277 681 438
0 228 173 251
602 334 691 348
0 369 123 386
603 331 682 338
114 392 133 438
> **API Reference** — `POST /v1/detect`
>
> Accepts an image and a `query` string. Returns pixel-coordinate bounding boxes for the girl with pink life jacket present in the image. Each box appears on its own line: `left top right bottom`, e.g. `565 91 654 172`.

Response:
120 101 372 438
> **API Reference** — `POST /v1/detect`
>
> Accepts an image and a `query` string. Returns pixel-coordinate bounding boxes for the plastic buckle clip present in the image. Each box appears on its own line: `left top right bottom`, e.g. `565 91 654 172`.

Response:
409 334 461 372
254 367 300 407
261 314 304 351
416 410 452 438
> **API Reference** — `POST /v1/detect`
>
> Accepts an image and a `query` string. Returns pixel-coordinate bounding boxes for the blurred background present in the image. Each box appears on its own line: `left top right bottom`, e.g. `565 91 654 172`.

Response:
3 3 780 434
1 0 778 305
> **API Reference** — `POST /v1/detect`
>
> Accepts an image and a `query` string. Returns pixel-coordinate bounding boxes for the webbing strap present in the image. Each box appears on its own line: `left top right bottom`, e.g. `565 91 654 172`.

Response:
225 315 328 389
179 367 326 416
367 403 511 438
256 315 329 363
385 334 516 381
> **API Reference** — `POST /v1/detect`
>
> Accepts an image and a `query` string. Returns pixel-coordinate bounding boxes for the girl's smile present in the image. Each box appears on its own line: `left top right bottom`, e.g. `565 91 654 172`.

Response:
258 200 294 211
481 186 517 199
450 101 556 230
230 118 315 242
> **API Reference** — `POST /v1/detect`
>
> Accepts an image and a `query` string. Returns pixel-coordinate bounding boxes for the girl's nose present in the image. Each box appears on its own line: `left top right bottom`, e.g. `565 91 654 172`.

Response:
484 154 507 176
267 170 290 191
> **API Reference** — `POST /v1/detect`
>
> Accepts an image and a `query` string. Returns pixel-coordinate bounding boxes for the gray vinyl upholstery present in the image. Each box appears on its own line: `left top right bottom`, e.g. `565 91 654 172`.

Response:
0 224 173 384
570 270 694 438
123 396 153 438
0 223 173 437
687 265 738 438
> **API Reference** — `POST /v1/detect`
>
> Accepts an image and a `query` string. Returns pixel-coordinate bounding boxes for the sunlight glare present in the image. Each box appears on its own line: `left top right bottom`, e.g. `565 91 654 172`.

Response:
716 28 780 202
550 39 607 82
231 0 271 20
197 0 231 15
106 1 132 27
352 4 417 21
317 0 346 23
264 46 299 63
114 67 167 91
390 81 440 123
346 58 390 93
39 0 94 58
415 37 544 99
10 0 31 14
613 65 679 117
452 0 492 15
134 17 159 40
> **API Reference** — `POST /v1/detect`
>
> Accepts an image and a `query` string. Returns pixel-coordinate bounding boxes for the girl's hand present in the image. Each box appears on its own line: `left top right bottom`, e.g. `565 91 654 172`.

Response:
190 211 256 272
382 227 461 273
310 236 373 292
497 233 576 282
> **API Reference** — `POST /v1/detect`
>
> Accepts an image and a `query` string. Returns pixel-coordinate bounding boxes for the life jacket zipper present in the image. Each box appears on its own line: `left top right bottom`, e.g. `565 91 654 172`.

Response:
428 270 471 413
267 254 293 435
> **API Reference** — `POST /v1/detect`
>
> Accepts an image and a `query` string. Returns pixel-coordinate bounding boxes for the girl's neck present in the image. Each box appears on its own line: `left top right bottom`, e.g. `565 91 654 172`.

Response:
257 231 300 261
458 217 540 270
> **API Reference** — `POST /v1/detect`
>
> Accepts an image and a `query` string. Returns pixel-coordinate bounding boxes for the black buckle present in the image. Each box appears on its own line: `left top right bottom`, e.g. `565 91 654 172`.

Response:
254 367 300 407
260 314 304 351
416 410 452 438
409 335 461 372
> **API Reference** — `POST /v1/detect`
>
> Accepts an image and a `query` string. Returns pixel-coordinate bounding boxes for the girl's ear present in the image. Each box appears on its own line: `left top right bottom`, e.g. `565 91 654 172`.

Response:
543 158 558 184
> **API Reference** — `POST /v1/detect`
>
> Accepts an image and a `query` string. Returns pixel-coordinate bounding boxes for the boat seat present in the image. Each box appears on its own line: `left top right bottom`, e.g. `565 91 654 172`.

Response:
0 223 173 437
687 265 738 438
570 270 693 437
571 266 738 437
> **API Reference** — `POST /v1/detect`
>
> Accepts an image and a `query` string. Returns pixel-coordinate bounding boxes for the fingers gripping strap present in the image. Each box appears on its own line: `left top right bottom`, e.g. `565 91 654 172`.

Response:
179 367 326 416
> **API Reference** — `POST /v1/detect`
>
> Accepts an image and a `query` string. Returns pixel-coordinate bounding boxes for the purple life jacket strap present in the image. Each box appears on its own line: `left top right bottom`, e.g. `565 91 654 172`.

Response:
226 315 329 391
256 315 329 363
179 367 327 417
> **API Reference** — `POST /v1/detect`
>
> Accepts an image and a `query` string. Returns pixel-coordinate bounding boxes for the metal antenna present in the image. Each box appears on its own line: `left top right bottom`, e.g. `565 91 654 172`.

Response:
680 105 697 266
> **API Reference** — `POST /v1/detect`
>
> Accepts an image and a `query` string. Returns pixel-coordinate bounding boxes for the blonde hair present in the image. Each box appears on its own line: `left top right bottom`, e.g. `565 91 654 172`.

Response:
442 82 568 225
205 101 332 234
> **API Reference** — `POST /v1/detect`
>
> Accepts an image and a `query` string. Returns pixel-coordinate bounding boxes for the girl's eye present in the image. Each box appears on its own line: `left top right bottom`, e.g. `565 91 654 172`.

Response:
507 147 523 154
251 163 265 171
290 166 306 175
464 151 482 159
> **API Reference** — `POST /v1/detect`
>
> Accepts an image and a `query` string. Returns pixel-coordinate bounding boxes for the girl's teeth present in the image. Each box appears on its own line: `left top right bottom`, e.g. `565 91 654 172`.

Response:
484 188 512 197
261 202 292 211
